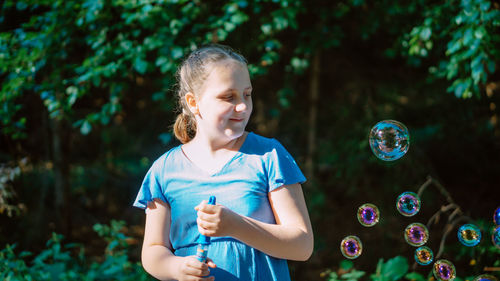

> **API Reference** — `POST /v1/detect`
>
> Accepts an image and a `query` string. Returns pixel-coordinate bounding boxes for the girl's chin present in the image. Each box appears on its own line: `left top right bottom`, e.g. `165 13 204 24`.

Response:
223 128 245 139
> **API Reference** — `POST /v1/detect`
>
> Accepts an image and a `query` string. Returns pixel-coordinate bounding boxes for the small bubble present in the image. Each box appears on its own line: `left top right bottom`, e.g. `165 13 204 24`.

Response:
340 235 363 259
473 274 499 281
405 223 429 247
415 246 433 265
494 207 500 226
457 224 481 247
492 225 500 250
433 260 456 281
357 203 380 227
369 120 410 161
396 191 421 217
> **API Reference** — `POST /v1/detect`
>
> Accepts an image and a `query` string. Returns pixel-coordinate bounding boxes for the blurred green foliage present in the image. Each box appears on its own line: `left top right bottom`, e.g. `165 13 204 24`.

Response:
404 0 500 98
370 256 409 281
1 0 499 138
323 257 412 281
0 220 152 281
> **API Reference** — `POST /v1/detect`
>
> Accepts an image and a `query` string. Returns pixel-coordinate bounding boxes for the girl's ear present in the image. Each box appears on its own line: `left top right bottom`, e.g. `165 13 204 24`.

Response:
185 92 199 115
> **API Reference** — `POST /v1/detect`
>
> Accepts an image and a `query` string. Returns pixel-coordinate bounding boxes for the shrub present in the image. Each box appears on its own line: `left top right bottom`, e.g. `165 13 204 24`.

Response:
0 220 153 281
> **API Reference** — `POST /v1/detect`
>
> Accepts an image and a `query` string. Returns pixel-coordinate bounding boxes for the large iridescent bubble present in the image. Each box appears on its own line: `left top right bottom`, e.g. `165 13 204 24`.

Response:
404 223 429 247
457 224 481 247
357 203 380 227
473 274 499 281
492 225 500 250
433 260 456 281
396 191 421 217
414 246 433 265
369 120 410 161
340 235 363 259
494 207 500 226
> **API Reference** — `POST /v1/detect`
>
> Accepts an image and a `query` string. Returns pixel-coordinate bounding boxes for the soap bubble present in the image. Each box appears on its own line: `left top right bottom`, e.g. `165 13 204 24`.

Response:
357 203 380 227
340 235 363 259
396 191 421 217
493 225 500 250
404 223 429 247
433 259 456 281
474 274 499 281
369 120 410 161
457 224 481 247
414 246 433 265
494 207 500 225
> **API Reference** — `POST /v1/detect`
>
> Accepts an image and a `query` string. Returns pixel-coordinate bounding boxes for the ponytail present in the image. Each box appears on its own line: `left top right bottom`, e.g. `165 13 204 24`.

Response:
173 111 197 144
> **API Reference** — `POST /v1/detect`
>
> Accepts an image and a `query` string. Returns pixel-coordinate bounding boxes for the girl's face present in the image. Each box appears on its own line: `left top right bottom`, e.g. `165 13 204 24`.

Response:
194 60 253 142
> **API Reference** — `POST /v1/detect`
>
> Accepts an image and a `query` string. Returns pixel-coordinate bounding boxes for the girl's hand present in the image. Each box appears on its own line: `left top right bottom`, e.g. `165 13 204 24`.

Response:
195 201 239 237
176 256 216 281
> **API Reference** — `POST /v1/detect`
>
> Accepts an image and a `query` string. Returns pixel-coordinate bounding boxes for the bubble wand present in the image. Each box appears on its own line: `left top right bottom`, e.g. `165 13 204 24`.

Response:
196 196 216 262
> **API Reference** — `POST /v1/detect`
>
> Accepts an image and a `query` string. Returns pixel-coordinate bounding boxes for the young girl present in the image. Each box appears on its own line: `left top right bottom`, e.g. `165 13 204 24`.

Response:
133 44 313 281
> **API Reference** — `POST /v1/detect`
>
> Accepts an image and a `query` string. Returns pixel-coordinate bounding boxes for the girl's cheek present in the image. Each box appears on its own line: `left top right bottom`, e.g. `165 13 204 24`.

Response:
220 106 234 116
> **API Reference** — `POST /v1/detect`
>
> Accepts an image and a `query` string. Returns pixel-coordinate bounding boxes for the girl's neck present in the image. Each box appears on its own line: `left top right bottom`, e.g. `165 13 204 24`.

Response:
186 131 248 156
181 132 248 175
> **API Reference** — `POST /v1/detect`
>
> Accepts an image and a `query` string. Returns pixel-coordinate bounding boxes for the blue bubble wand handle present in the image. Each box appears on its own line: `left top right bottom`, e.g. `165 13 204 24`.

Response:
196 196 216 262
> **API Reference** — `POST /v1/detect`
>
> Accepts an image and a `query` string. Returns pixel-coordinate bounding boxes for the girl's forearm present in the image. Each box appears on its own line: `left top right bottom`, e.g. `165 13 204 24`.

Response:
141 244 182 281
231 215 313 261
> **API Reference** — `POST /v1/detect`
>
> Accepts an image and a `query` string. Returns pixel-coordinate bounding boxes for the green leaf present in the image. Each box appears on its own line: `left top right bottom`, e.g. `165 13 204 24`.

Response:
171 47 184 59
80 120 92 135
463 28 473 45
328 271 339 281
224 21 236 32
134 57 148 74
66 86 79 106
158 132 172 145
370 256 408 281
342 270 365 280
474 27 485 39
261 23 272 35
405 272 426 281
419 27 432 41
231 12 248 25
480 1 491 11
340 259 354 270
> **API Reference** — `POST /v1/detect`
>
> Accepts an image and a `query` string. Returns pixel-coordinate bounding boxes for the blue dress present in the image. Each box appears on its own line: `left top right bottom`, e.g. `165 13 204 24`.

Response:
133 132 306 280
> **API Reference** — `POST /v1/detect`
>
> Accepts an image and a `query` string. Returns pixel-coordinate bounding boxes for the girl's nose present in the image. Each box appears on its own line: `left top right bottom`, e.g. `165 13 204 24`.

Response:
235 102 247 112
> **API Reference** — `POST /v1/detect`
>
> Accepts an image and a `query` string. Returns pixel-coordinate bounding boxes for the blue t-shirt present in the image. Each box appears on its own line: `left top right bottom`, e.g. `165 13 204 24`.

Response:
133 132 306 280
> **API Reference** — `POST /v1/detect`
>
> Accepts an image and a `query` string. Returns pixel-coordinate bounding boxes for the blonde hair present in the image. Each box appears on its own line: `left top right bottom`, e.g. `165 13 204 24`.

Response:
173 44 247 143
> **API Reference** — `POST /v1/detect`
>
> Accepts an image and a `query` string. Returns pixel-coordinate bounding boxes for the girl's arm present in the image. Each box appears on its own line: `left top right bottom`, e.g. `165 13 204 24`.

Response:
196 183 314 261
142 199 215 281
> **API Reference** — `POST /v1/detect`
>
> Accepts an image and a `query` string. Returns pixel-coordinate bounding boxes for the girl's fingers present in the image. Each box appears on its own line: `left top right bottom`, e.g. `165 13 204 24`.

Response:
194 200 208 211
195 202 220 214
184 257 211 277
196 218 217 235
197 210 220 224
206 257 217 268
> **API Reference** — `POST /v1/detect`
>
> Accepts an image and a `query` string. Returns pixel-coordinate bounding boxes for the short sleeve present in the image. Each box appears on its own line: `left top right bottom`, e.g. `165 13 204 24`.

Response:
133 159 168 209
267 139 306 191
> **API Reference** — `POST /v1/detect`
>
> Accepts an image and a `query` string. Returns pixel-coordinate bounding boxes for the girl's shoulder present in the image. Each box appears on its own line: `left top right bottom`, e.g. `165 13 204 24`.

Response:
149 144 183 169
247 131 277 144
244 132 287 154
